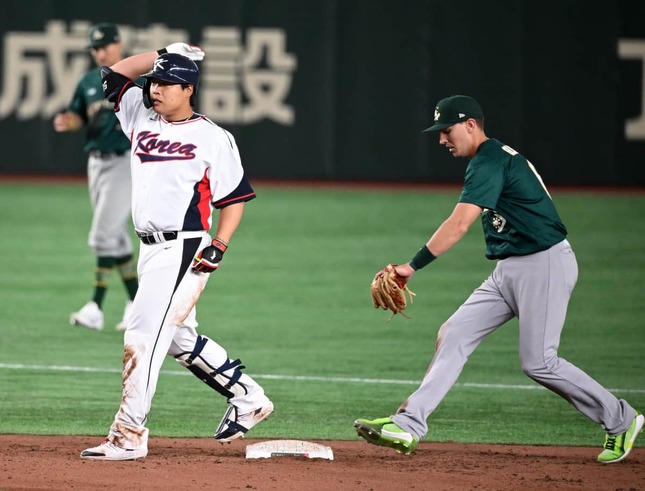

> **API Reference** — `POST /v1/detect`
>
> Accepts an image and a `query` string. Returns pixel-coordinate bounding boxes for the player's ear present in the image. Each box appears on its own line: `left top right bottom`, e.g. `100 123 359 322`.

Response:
186 84 197 107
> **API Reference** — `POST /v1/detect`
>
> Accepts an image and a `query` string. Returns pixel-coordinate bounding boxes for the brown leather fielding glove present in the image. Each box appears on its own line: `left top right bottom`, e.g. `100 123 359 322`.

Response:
370 264 416 321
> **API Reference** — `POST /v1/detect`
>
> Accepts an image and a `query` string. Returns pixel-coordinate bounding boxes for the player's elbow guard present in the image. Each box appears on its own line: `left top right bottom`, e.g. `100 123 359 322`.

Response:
101 67 128 103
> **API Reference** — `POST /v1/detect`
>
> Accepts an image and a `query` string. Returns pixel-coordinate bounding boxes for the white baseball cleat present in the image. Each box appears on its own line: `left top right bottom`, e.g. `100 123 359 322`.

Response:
214 399 274 443
115 300 134 331
80 437 148 461
70 301 104 331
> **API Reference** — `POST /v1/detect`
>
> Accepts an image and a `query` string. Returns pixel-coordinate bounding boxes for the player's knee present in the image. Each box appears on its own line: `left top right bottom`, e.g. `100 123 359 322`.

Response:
174 335 250 400
520 352 560 380
436 320 465 351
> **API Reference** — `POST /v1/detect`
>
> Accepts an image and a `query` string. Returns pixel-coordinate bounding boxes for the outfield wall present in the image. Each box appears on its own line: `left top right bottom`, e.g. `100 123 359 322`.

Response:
1 1 643 185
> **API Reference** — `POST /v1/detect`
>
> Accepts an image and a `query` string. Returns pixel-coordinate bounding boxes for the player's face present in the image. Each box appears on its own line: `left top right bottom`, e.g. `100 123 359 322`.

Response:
149 80 194 119
438 120 477 159
90 43 122 67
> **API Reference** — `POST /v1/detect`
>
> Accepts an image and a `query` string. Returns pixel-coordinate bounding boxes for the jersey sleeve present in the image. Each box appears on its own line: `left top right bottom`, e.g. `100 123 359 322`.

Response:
67 79 88 122
459 157 505 210
209 128 255 206
213 174 256 209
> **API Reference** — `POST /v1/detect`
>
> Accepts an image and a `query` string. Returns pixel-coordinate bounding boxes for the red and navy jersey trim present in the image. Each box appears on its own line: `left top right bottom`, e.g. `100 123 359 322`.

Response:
183 169 213 231
213 175 256 209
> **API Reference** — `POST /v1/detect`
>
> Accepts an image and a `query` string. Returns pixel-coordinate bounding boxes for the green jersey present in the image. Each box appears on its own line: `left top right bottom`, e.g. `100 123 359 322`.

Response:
68 66 131 155
458 138 567 259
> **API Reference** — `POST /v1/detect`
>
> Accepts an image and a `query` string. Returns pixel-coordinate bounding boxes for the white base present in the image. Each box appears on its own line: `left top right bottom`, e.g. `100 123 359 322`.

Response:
245 440 334 460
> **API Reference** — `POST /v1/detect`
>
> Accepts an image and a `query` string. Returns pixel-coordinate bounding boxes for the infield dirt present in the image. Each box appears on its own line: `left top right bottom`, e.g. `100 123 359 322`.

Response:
0 435 643 490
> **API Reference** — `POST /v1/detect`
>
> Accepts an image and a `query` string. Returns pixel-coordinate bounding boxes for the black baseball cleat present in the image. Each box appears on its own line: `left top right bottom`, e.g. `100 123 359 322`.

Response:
214 399 274 443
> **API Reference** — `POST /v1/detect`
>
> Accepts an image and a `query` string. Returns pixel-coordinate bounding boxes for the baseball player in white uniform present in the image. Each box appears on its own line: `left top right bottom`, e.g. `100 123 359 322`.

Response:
80 44 273 461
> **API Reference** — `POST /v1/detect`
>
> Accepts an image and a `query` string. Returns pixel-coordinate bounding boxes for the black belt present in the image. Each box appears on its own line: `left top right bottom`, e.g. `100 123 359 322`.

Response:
89 150 127 158
136 231 178 245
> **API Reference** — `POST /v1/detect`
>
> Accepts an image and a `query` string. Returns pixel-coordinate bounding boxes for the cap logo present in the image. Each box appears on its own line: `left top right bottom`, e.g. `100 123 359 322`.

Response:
153 58 167 72
92 30 105 42
459 113 465 118
434 108 440 122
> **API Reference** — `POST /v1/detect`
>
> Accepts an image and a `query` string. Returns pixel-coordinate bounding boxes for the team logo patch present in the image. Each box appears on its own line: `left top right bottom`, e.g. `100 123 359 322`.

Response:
434 107 440 122
491 211 507 233
135 131 197 162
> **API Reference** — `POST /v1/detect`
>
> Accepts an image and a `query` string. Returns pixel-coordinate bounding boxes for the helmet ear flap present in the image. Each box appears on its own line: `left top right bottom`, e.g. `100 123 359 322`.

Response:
142 78 153 109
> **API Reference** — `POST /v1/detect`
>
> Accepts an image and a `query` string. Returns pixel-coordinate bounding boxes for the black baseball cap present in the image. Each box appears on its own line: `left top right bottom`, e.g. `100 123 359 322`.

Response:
423 95 484 132
87 23 120 48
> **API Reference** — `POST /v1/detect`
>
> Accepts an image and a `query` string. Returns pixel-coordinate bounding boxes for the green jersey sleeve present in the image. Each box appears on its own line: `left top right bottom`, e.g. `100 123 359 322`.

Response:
458 139 567 259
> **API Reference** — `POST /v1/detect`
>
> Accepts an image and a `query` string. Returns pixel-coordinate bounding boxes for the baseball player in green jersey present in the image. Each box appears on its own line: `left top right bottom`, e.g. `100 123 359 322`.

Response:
54 23 138 331
354 95 643 463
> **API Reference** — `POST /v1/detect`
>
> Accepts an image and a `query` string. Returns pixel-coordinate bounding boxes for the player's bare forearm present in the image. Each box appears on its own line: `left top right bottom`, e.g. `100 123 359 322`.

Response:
111 52 158 81
426 202 481 255
395 203 480 279
110 44 204 81
213 202 245 243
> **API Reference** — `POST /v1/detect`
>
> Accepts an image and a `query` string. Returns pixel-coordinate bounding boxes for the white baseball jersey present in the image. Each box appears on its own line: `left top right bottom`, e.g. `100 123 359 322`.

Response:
113 82 254 233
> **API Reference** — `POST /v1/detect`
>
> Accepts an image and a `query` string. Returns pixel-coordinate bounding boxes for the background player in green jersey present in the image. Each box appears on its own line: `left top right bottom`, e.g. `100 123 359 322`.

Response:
54 23 138 331
354 95 642 463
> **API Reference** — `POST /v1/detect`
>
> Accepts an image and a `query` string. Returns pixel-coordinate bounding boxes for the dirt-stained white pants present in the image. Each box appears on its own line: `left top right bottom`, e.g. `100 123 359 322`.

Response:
108 232 268 445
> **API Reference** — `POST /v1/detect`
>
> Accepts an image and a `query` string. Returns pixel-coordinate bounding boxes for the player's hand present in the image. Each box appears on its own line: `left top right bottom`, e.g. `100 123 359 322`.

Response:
53 112 81 132
192 238 228 273
159 43 205 61
394 263 416 281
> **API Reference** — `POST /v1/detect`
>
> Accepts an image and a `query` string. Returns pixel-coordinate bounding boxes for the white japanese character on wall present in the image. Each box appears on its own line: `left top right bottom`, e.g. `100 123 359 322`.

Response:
0 20 91 119
200 27 297 125
0 21 297 127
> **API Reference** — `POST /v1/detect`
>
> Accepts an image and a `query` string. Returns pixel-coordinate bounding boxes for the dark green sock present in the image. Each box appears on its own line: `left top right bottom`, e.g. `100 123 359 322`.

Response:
92 257 116 308
115 254 139 300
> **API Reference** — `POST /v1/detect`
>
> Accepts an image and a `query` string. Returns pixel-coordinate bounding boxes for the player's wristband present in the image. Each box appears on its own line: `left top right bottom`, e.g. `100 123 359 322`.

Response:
157 48 168 55
409 245 437 270
212 237 228 252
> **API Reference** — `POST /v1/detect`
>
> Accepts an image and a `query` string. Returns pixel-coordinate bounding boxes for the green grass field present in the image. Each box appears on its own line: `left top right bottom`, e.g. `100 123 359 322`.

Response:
0 182 643 447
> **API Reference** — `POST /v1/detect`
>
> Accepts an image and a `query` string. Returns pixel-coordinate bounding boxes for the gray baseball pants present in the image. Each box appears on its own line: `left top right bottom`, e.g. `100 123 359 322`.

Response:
392 240 636 439
87 153 133 257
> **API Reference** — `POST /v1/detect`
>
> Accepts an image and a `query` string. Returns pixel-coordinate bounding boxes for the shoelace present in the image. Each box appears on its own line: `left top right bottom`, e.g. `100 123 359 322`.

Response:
603 435 617 451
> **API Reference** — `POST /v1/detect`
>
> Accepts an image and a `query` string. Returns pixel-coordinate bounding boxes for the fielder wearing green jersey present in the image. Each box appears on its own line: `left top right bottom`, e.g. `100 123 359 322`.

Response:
54 23 138 331
354 95 642 463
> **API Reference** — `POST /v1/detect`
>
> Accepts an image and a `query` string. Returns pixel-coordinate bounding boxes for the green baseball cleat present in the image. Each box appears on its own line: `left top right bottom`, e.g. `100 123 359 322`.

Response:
597 411 644 463
354 417 418 455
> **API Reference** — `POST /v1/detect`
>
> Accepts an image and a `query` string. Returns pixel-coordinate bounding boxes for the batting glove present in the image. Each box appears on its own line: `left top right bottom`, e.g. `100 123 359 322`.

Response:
192 238 228 273
158 43 205 61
